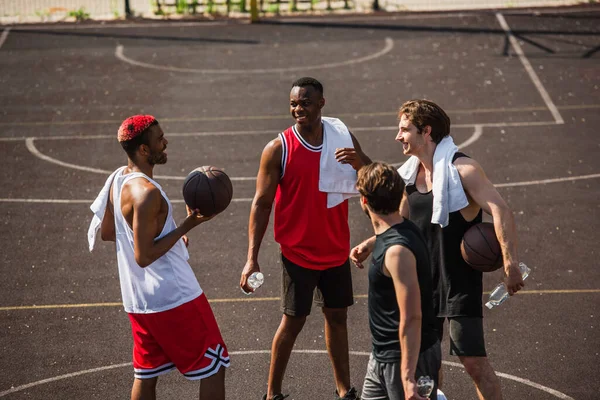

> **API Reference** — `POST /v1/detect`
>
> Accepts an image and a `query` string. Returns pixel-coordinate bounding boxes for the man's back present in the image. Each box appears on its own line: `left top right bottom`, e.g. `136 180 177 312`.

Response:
368 219 438 362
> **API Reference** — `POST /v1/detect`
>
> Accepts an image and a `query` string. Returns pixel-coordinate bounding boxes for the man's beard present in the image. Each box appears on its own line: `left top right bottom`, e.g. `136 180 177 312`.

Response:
148 149 167 165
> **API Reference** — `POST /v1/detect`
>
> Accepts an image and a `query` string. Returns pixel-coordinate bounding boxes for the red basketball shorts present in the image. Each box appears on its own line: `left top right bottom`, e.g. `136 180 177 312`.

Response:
127 294 229 380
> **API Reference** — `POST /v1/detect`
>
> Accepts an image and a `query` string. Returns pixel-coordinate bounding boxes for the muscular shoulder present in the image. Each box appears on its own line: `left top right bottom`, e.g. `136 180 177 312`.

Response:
264 137 283 156
124 178 161 207
385 244 414 260
453 156 487 184
260 137 283 168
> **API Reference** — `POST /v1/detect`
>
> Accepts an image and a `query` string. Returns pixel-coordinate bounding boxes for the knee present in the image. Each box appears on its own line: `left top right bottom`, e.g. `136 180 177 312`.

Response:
323 308 348 328
459 357 489 381
281 314 307 335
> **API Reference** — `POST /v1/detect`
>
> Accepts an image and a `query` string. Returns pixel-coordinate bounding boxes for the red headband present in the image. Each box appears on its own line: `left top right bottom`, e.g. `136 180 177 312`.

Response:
117 115 157 142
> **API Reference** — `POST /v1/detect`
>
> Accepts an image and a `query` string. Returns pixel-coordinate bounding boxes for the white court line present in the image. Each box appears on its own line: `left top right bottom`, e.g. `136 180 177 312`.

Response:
0 28 11 49
0 350 574 399
115 37 394 74
23 125 477 182
24 138 253 182
496 13 564 125
4 173 598 205
0 120 562 142
495 173 600 188
390 124 483 167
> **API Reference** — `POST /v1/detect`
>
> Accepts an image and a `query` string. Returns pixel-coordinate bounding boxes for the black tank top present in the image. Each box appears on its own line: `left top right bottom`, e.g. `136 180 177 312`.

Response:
406 152 483 317
368 219 438 363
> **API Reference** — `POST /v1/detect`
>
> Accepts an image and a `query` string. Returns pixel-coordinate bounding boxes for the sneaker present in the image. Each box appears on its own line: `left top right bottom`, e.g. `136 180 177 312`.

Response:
262 395 289 400
335 386 360 400
437 389 448 400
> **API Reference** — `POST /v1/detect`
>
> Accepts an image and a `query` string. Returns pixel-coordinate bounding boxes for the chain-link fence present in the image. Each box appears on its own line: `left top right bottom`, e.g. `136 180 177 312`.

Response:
0 0 588 23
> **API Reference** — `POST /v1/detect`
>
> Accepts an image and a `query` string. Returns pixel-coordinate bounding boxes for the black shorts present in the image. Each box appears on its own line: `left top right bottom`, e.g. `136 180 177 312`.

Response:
436 317 487 357
280 254 354 317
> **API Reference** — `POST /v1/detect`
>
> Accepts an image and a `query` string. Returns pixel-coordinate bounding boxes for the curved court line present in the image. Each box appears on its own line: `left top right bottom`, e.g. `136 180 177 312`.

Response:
1 289 599 311
115 38 394 74
23 128 600 188
0 350 574 399
389 124 483 167
24 138 253 182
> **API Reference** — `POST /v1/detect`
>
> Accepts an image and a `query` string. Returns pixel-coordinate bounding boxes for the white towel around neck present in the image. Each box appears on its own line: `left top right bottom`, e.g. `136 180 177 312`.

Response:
87 166 125 251
398 136 469 228
318 117 359 208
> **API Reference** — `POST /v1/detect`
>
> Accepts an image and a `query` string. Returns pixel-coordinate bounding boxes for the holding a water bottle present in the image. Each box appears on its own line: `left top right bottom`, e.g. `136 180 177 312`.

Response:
354 163 442 400
352 101 526 400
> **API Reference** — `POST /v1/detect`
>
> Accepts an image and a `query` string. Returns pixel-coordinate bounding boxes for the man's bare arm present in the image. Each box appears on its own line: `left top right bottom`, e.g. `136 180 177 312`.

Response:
455 157 524 295
240 138 282 292
132 183 211 268
384 245 424 399
334 132 372 170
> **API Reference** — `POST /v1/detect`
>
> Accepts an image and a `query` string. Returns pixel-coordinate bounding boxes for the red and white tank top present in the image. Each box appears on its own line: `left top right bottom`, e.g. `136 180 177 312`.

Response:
274 125 350 270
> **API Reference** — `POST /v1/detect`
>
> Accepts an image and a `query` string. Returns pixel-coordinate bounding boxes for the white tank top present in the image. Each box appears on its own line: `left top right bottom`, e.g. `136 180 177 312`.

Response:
112 167 202 313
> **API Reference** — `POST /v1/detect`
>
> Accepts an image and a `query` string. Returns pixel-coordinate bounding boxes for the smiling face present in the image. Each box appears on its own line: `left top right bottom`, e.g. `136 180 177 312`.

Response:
289 85 324 128
145 124 168 165
395 113 427 156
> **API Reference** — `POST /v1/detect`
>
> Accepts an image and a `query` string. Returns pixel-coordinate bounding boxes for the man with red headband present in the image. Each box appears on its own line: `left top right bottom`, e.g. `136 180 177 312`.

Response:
88 115 228 400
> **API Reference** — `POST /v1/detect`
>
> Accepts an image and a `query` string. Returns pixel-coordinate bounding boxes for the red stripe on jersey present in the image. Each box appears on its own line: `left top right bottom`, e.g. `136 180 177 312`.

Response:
274 126 350 270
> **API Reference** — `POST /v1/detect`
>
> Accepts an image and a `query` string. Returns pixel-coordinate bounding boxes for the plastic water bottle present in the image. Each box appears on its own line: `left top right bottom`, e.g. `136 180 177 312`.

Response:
417 376 434 398
242 271 264 295
485 262 531 309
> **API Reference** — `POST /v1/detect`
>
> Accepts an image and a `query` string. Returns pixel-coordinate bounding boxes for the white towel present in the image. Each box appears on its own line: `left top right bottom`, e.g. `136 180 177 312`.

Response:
398 136 469 228
87 167 125 252
319 117 359 208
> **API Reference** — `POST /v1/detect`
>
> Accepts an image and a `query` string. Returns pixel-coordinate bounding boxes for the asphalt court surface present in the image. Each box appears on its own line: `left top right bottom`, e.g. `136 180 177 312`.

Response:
1 6 599 400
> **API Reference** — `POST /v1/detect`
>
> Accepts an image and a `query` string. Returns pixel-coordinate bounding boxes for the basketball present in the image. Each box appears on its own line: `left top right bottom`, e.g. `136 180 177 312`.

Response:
182 166 233 217
460 222 503 272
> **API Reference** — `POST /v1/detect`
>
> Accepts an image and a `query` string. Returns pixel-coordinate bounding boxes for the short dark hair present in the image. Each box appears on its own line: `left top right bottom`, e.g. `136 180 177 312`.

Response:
120 119 158 159
292 77 323 96
356 162 405 215
398 100 451 144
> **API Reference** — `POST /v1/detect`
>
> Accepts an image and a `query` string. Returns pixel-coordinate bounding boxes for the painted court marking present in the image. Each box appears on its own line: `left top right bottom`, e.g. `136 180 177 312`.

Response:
20 122 600 189
0 350 574 399
496 13 564 125
115 37 394 74
0 289 598 311
0 104 598 129
23 125 483 182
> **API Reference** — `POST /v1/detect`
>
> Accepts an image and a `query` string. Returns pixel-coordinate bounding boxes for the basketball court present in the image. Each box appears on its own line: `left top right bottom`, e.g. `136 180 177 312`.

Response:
0 6 599 399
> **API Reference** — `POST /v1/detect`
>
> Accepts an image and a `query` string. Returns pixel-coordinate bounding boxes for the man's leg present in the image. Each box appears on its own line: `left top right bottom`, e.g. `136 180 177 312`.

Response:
459 356 502 400
323 307 351 397
449 317 502 400
199 367 226 400
267 314 307 398
131 377 158 400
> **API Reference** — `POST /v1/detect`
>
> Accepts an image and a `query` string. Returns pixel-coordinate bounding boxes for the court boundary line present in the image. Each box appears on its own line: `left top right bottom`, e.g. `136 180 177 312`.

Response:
0 350 575 399
1 104 597 128
23 124 481 181
1 289 598 311
0 119 565 142
115 37 394 74
496 13 564 124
